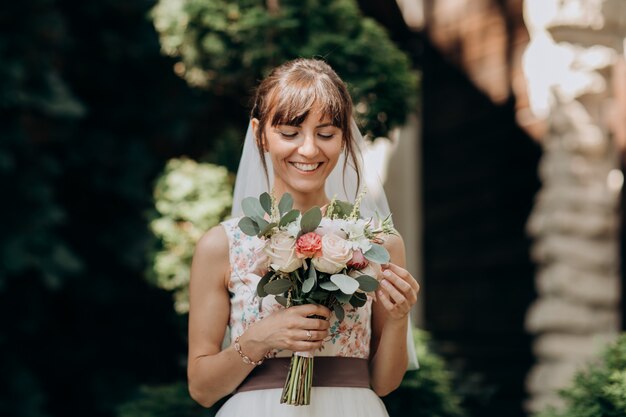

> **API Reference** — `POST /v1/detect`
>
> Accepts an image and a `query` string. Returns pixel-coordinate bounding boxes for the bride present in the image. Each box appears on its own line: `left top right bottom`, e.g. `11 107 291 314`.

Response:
187 58 420 416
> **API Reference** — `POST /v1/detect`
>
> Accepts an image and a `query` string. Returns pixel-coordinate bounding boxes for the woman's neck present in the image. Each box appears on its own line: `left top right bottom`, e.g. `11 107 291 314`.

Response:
272 183 330 213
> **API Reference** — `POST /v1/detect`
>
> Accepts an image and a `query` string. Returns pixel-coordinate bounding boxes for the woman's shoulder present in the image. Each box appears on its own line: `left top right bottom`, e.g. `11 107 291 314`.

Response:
194 223 230 261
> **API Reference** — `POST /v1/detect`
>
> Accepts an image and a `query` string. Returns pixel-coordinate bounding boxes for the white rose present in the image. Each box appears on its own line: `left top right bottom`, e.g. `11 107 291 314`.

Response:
315 218 348 238
312 233 353 274
264 231 303 273
343 219 372 252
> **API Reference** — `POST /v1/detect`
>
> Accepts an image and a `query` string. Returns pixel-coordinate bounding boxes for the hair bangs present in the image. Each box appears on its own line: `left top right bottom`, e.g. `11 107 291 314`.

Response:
269 77 347 128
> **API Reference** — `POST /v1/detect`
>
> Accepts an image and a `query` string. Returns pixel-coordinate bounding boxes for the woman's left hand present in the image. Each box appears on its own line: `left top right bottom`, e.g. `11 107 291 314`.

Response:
376 263 420 321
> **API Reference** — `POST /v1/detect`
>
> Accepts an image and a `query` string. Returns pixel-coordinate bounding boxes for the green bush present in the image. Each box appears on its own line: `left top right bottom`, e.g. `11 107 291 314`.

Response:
148 157 233 313
150 0 418 138
535 334 626 417
383 328 466 417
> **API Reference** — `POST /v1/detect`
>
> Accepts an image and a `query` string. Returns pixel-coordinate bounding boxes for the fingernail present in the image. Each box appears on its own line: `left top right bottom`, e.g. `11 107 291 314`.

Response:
383 270 391 276
377 290 384 297
381 279 390 287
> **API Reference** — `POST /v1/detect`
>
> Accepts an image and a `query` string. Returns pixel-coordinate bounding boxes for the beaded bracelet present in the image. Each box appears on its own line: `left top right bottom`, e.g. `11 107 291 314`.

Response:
234 335 265 366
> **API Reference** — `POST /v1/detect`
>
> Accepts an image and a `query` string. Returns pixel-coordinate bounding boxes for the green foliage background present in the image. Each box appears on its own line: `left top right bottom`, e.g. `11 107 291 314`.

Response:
535 334 626 417
1 0 418 416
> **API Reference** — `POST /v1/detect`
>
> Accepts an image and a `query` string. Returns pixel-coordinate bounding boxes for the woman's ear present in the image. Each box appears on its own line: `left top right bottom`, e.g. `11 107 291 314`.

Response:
250 118 268 152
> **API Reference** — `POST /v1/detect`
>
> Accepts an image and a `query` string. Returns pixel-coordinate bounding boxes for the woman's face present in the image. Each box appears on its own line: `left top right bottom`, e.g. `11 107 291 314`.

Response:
253 107 344 197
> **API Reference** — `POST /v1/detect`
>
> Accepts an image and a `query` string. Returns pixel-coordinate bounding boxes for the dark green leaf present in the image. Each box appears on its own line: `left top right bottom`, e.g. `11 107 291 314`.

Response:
330 274 359 294
334 291 352 304
364 243 390 264
333 304 345 321
264 278 293 295
238 217 260 236
252 216 269 230
278 193 293 215
279 209 300 227
275 295 289 307
260 192 272 215
349 292 368 308
356 275 379 292
300 206 322 233
319 280 339 291
256 270 274 297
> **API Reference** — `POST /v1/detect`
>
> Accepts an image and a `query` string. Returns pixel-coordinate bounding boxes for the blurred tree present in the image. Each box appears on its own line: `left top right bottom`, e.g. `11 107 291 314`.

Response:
150 0 419 139
148 158 232 313
0 0 210 416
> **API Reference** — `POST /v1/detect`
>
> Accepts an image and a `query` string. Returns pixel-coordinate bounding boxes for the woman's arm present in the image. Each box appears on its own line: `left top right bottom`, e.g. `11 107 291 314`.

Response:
187 225 332 408
369 233 420 397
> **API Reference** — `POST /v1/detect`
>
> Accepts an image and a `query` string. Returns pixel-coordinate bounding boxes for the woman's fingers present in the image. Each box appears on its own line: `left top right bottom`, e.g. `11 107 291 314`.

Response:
383 263 420 294
292 303 332 319
380 278 407 305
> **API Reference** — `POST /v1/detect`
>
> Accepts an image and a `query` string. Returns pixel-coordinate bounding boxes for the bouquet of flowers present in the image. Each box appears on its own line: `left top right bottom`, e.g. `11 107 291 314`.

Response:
237 189 397 405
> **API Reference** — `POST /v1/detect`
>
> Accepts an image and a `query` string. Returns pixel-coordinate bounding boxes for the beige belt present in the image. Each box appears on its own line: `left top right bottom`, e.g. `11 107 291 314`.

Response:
234 357 371 393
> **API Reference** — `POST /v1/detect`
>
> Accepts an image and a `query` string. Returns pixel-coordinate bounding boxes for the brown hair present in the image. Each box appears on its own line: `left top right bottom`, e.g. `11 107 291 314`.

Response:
250 58 361 198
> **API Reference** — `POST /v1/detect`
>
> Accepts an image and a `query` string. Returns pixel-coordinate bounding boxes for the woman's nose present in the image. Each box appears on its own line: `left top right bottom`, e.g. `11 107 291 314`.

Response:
298 133 319 158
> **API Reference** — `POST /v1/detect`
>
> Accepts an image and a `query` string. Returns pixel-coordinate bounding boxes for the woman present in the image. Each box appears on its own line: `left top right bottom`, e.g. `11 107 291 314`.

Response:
187 58 420 416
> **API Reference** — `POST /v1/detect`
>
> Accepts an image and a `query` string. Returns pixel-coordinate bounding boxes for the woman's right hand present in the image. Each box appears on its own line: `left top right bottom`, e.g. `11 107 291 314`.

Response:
243 304 332 354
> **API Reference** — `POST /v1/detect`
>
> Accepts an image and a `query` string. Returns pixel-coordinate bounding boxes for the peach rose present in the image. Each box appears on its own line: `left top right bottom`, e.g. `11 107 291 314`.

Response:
295 232 323 259
312 233 353 274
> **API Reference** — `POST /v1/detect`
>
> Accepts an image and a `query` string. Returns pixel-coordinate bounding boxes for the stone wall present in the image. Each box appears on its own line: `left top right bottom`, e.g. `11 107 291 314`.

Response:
522 0 626 412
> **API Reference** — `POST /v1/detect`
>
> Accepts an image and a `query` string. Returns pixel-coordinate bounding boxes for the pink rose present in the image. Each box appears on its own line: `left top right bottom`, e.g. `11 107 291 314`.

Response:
347 249 369 270
295 232 323 259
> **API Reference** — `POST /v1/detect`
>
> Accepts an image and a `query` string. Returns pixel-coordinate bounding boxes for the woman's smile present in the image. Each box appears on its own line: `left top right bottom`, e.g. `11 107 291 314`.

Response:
289 161 324 173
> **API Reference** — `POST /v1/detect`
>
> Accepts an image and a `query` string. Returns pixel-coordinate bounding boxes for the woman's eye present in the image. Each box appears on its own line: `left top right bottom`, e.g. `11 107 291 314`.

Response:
318 133 335 139
280 131 298 138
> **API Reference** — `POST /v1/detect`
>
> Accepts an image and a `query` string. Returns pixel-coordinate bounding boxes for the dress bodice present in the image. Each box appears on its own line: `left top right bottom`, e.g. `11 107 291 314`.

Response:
220 216 373 359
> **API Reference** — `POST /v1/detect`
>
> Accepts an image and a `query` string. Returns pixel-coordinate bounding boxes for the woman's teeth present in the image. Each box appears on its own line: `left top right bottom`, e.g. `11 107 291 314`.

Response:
291 162 321 172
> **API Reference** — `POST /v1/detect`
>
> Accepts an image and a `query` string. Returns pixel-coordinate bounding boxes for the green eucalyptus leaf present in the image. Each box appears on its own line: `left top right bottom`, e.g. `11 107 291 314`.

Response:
242 197 265 219
333 304 345 322
330 274 359 295
238 217 260 236
260 192 272 215
349 292 368 308
302 266 317 293
319 280 339 291
334 291 352 304
278 193 293 215
300 206 322 233
264 278 293 295
275 295 289 307
256 270 274 297
364 243 390 264
252 216 269 230
356 275 379 292
279 209 300 227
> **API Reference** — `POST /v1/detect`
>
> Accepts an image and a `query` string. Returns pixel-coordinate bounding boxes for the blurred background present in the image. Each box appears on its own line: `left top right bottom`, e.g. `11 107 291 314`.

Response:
1 0 625 417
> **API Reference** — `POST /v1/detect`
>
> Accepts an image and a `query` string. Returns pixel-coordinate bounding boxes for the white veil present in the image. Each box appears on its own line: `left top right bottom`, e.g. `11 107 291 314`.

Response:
228 118 419 370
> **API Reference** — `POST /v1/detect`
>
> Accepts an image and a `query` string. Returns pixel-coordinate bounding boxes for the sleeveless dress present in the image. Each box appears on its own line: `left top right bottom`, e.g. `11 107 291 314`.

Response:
215 217 390 417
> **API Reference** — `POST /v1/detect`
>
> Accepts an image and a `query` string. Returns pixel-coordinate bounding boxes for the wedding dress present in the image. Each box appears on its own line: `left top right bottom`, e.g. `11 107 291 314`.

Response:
214 216 390 417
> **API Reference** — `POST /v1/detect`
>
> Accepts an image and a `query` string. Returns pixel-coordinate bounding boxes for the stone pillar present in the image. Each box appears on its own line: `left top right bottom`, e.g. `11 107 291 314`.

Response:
523 0 626 412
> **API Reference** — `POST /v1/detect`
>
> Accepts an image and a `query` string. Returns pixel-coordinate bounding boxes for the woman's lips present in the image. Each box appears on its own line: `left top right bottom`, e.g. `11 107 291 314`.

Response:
289 162 323 173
